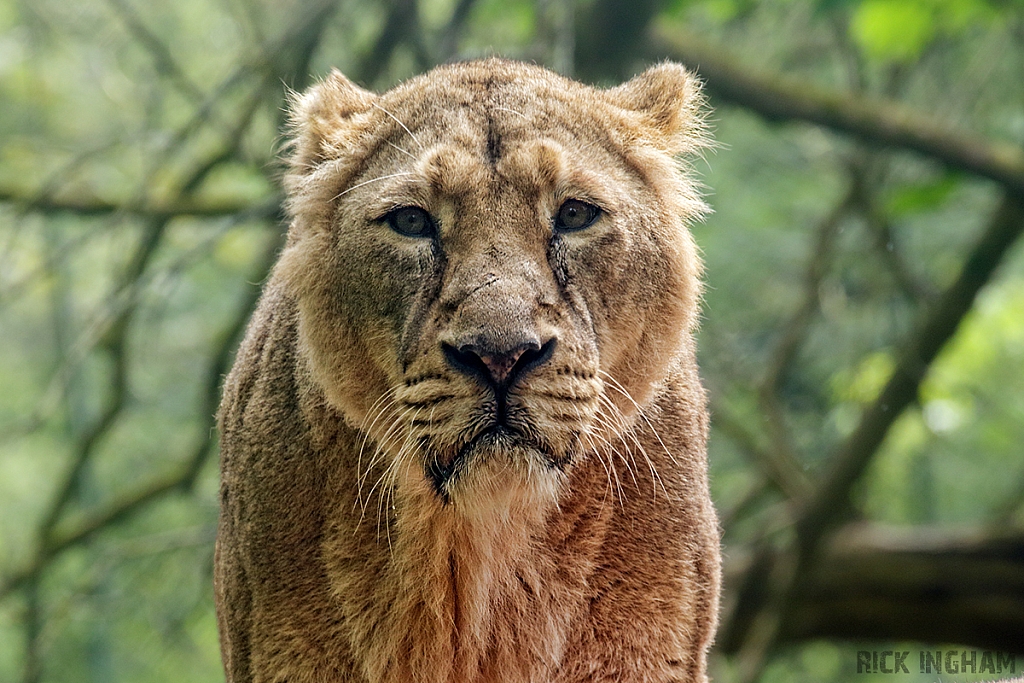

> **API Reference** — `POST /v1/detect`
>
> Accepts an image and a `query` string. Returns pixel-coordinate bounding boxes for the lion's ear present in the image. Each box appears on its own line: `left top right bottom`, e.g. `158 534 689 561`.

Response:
287 69 377 175
608 62 706 155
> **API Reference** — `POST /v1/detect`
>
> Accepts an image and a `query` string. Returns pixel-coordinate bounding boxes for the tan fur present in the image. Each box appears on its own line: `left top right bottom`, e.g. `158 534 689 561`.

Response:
216 58 720 683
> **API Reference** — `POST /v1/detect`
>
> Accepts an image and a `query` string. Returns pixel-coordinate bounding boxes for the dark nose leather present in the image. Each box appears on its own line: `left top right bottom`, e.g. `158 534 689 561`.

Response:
443 337 556 387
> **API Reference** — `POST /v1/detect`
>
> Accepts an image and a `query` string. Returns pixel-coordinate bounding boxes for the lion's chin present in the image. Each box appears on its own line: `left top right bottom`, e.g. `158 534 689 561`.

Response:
424 425 567 505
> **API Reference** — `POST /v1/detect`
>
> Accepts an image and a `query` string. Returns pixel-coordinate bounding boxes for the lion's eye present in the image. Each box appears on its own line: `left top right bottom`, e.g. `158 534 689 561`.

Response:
385 206 435 237
554 200 600 232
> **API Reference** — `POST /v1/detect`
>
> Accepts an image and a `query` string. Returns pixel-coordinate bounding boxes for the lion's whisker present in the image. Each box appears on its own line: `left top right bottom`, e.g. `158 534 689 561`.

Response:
579 430 613 506
380 426 417 554
358 412 403 496
598 392 667 499
357 402 411 525
333 171 415 199
585 408 625 508
355 388 401 512
599 394 643 495
585 411 622 507
372 102 422 149
598 370 680 469
370 406 420 548
386 139 418 160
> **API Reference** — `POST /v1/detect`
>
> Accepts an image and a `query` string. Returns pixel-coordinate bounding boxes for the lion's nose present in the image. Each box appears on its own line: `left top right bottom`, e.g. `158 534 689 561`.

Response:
443 337 556 387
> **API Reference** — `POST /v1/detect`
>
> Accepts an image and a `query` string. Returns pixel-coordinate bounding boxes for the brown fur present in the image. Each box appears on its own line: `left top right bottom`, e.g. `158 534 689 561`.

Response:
215 59 720 683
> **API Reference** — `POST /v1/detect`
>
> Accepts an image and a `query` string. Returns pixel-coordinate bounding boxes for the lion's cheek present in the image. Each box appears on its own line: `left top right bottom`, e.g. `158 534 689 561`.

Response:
295 306 393 427
570 233 695 408
295 246 423 426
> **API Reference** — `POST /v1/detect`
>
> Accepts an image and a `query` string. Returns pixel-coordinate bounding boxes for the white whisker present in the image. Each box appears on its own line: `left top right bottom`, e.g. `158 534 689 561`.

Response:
333 171 414 199
357 402 409 525
590 410 628 507
369 406 419 550
373 102 422 149
599 392 667 499
599 370 680 469
354 389 402 526
356 390 399 490
386 139 418 160
579 434 609 506
602 394 644 493
492 105 527 119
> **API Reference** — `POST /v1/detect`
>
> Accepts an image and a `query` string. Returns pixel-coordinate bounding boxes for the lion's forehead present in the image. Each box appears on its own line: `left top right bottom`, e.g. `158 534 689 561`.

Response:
383 58 604 125
378 99 607 151
356 107 633 224
372 66 629 168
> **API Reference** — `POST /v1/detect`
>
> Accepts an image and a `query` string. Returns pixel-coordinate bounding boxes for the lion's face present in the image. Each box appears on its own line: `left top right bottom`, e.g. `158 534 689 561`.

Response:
277 60 706 506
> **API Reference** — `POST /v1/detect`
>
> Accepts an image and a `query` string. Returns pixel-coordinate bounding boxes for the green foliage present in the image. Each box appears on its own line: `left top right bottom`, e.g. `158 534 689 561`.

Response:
850 0 997 64
1 0 1022 681
851 0 936 62
884 173 961 217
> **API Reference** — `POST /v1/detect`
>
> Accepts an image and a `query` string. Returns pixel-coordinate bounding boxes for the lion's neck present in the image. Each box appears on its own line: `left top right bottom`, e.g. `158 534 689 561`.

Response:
326 461 577 683
380 475 563 682
316 401 605 683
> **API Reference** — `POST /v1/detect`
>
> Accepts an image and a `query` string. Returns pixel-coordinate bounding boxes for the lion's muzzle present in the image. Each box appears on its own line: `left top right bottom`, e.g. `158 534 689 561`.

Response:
426 335 557 494
441 337 556 389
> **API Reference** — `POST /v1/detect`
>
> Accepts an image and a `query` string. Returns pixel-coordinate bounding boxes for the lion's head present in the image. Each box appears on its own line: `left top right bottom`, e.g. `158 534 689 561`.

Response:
274 59 707 509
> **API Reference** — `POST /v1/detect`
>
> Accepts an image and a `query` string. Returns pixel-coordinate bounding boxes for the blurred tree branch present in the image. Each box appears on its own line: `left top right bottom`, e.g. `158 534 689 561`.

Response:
720 192 1024 677
576 0 667 81
2 0 367 620
650 25 1024 198
2 4 342 678
0 226 281 602
0 188 279 219
722 523 1024 653
755 179 859 503
850 162 937 301
438 0 479 60
358 0 430 84
797 192 1024 554
637 21 1024 672
104 0 207 104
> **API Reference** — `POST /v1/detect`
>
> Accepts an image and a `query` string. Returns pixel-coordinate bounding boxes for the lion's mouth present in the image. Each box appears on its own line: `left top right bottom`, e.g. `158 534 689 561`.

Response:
423 411 567 501
425 422 518 496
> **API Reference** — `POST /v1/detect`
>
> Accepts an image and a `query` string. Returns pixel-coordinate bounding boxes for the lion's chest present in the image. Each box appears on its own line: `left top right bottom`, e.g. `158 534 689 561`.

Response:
314 462 612 683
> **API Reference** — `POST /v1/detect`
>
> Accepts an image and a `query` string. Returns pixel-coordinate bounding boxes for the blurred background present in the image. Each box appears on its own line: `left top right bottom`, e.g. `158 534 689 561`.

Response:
1 0 1023 681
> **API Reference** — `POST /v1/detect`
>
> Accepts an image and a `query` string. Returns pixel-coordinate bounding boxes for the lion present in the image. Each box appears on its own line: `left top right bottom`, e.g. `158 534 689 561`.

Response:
215 58 720 683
